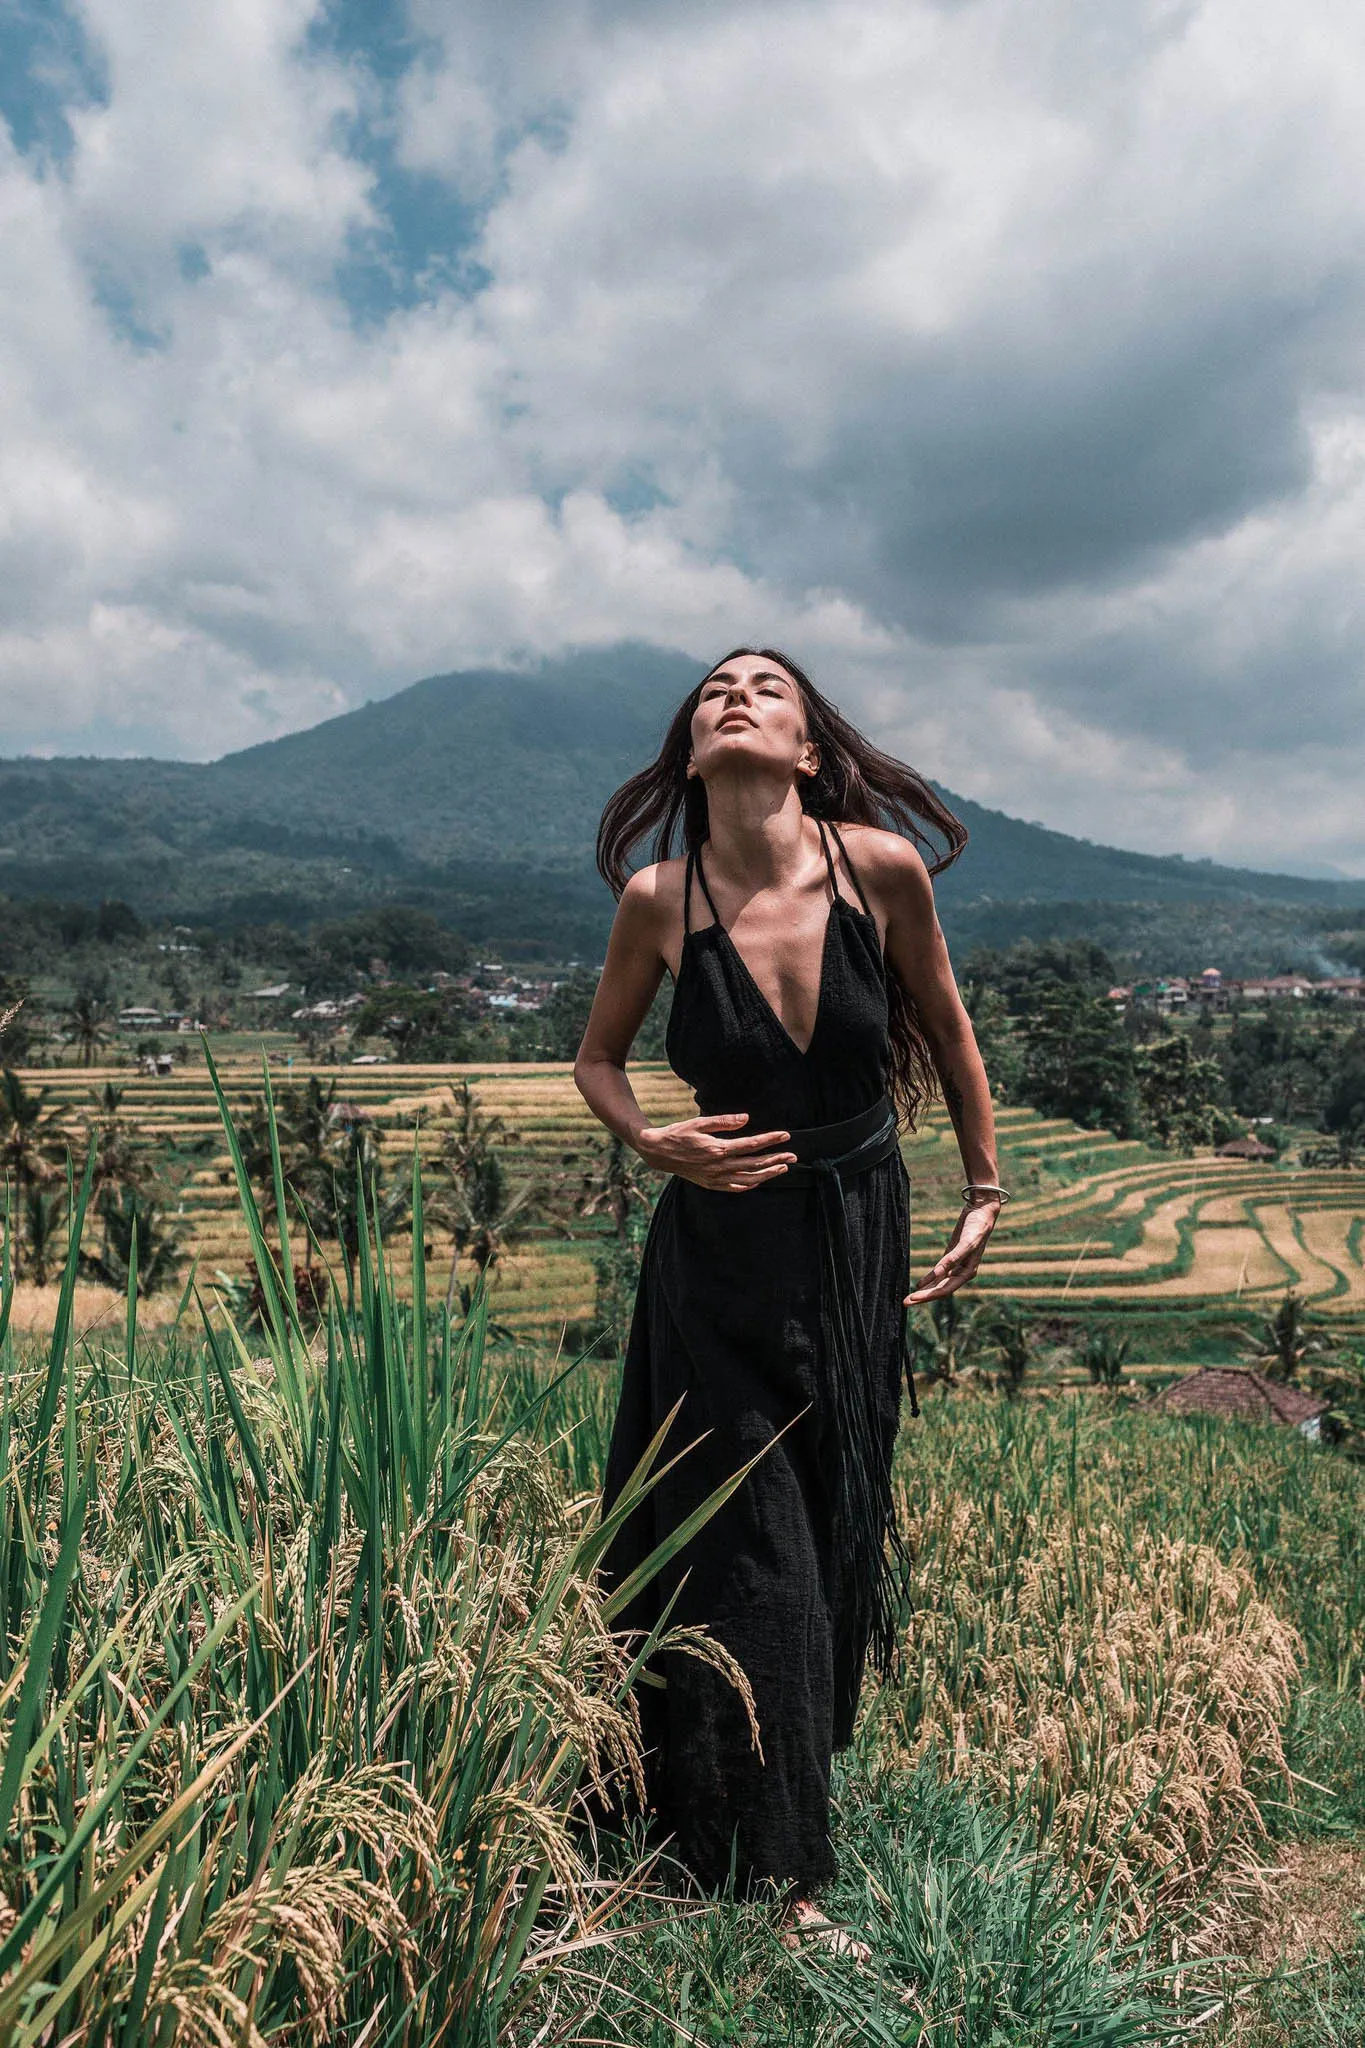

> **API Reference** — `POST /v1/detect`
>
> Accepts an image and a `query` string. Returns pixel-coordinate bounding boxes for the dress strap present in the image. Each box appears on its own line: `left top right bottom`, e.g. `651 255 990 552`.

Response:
824 819 875 919
814 816 839 901
691 840 725 930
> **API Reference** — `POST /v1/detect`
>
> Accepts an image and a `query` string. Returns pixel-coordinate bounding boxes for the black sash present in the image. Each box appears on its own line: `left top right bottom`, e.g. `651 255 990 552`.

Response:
773 1092 916 1683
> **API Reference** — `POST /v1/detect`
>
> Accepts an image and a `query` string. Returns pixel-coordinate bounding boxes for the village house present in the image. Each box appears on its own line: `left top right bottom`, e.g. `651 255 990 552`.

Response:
1155 1365 1330 1439
1108 967 1361 1014
1215 1132 1277 1162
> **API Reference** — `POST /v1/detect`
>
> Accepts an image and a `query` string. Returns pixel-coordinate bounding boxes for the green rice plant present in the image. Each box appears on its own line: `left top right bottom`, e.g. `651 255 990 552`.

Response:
0 1049 768 2047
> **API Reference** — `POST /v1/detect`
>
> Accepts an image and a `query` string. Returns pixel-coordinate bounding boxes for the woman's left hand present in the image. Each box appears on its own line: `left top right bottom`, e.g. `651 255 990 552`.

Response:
905 1201 999 1305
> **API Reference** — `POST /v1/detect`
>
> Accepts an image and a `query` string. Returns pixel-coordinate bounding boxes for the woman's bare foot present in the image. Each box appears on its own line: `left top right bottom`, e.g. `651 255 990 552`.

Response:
779 1895 872 1965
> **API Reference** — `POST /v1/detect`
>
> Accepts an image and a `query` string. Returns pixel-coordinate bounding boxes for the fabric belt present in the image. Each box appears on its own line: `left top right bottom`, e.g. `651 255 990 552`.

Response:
770 1092 917 1684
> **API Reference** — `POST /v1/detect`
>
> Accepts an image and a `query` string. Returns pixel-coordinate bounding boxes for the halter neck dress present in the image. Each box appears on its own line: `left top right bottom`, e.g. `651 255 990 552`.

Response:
596 816 915 1897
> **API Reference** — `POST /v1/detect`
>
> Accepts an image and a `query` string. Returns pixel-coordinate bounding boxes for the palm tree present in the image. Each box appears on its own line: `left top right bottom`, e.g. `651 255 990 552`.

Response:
66 989 112 1068
910 1293 991 1389
428 1080 553 1312
319 1103 410 1288
81 1187 188 1297
0 1072 70 1278
83 1082 151 1207
1247 1290 1322 1382
22 1187 66 1288
567 1132 654 1241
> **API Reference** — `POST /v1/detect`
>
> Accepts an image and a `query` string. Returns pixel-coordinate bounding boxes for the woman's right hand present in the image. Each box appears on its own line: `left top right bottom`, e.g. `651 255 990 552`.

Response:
635 1112 796 1192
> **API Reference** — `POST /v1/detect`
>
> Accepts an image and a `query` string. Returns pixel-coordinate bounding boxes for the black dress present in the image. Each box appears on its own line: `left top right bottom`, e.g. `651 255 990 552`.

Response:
597 817 914 1897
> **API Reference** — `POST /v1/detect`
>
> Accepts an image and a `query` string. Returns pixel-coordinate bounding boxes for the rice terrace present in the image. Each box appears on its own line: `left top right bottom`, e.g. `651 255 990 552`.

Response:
6 1046 1364 1343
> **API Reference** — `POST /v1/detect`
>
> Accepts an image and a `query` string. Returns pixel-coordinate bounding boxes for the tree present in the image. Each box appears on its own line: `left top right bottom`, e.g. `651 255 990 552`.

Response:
565 1133 658 1356
958 981 1022 1103
1016 982 1138 1136
350 987 473 1061
21 1187 66 1288
66 987 113 1067
1247 1290 1323 1382
909 1294 992 1388
94 898 143 943
532 970 602 1061
0 1072 70 1276
82 1081 153 1207
1323 1028 1365 1145
983 1300 1032 1395
81 1187 188 1297
1132 1033 1231 1152
428 1079 555 1310
238 1077 408 1286
959 938 1119 1017
1080 1326 1130 1387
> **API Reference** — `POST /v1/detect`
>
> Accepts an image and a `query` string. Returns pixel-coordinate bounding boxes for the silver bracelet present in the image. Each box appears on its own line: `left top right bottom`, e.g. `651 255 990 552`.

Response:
961 1183 1011 1207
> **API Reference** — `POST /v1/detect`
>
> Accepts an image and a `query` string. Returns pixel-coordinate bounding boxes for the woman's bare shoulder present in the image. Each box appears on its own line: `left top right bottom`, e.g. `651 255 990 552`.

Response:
618 856 688 926
835 821 932 885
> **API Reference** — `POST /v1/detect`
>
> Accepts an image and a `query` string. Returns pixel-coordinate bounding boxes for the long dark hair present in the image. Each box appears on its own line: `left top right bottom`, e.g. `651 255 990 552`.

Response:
596 647 968 1131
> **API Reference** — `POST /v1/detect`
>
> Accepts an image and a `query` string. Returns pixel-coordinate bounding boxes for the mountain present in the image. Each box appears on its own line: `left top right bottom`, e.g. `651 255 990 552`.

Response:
3 645 1364 961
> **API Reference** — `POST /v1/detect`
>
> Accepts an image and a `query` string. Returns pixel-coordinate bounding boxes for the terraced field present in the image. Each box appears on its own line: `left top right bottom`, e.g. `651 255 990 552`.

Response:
11 1053 1365 1340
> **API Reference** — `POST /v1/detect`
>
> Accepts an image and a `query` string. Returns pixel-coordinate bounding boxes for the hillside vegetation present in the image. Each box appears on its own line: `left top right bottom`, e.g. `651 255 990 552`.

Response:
4 644 1365 961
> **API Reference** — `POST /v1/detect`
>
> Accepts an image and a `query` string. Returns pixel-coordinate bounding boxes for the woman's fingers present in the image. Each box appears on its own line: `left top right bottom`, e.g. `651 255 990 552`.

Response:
905 1247 983 1303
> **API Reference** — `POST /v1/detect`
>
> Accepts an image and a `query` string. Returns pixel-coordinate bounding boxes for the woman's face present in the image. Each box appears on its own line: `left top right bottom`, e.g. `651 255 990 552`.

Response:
687 653 816 785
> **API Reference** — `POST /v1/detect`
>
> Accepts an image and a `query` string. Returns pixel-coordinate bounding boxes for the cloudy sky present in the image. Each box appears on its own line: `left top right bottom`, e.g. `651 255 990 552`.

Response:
3 0 1364 873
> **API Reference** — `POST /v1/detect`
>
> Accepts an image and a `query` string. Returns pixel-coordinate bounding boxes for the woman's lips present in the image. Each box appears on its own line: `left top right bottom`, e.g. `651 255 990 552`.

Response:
718 713 755 730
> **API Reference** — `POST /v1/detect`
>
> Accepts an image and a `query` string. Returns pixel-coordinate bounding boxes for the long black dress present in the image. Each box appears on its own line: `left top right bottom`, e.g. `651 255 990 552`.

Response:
596 817 915 1896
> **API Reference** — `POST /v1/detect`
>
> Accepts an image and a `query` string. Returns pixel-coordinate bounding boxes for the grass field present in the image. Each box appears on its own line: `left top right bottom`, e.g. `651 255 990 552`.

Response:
10 1049 1364 1354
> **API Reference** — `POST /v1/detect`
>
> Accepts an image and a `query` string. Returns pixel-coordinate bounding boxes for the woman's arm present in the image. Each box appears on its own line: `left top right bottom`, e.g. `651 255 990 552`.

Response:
874 833 1002 1304
572 868 798 1192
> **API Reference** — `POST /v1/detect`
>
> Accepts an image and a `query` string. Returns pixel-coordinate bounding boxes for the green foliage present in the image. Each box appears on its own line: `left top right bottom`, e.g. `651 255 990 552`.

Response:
1081 1324 1131 1386
982 1299 1032 1392
64 985 113 1066
588 1210 651 1360
1246 1289 1326 1382
552 1756 1177 2047
309 904 468 977
79 1184 188 1295
1017 980 1140 1135
960 936 1119 1015
1132 1031 1232 1151
350 983 474 1059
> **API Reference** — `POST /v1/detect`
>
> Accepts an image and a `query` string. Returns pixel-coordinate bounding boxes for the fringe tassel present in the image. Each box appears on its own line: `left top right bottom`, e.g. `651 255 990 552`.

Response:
812 1161 914 1686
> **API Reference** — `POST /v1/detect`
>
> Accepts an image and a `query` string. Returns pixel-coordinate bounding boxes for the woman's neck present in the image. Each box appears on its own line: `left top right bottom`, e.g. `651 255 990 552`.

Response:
702 779 811 889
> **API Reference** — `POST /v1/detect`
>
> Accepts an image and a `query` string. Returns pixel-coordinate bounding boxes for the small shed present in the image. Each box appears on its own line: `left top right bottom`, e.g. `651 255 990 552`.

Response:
1216 1134 1276 1161
1155 1366 1329 1438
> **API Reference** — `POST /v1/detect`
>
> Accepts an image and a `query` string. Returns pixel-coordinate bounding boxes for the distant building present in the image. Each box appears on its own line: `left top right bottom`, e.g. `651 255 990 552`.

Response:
118 1005 164 1030
1193 966 1230 1012
1155 1365 1329 1439
1235 975 1314 1002
247 982 293 1000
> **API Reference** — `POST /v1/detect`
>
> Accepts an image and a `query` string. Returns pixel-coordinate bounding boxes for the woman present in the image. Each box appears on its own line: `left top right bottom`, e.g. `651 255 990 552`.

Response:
572 647 1003 1941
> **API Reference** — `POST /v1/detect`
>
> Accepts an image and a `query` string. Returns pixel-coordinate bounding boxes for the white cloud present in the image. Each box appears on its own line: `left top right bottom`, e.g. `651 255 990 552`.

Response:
1 0 1364 872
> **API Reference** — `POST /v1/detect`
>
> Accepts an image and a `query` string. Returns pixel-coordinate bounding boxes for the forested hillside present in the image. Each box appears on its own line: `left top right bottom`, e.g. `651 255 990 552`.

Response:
3 644 1364 964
